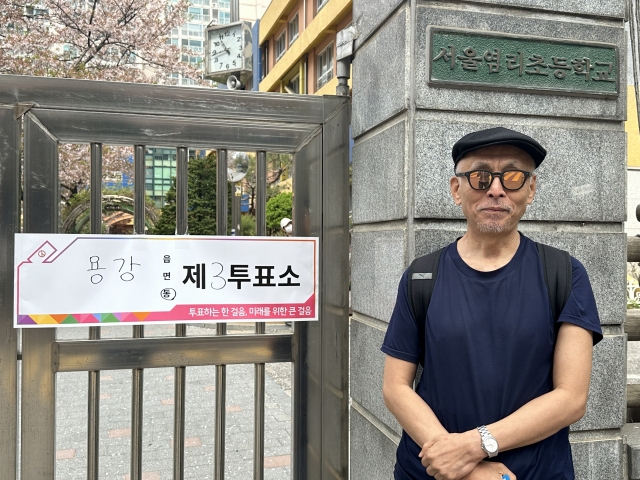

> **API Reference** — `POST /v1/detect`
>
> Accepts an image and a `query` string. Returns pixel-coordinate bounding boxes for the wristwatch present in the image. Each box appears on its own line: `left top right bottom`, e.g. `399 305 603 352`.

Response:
477 425 499 458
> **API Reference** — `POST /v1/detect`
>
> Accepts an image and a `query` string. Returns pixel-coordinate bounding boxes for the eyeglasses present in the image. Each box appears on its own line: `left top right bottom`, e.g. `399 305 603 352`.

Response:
455 169 532 191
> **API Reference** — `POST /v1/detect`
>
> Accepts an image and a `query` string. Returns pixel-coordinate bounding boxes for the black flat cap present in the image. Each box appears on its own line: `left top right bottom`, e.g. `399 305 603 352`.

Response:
452 127 547 168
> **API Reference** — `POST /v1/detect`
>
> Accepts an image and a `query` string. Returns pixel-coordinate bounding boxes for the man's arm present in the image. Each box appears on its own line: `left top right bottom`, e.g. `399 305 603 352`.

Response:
485 321 593 449
382 355 448 445
421 322 593 477
383 356 516 480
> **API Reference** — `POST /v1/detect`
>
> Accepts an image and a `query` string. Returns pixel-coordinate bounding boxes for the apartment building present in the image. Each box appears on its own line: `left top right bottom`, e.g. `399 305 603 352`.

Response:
258 0 352 95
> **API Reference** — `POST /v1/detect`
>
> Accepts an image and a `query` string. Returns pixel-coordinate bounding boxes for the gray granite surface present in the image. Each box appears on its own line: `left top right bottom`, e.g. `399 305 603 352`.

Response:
350 318 401 435
414 117 627 223
352 8 408 138
353 0 405 49
352 119 407 224
572 335 626 431
434 0 625 18
521 229 626 326
351 229 407 322
415 6 626 121
350 407 398 480
624 423 640 479
571 437 623 479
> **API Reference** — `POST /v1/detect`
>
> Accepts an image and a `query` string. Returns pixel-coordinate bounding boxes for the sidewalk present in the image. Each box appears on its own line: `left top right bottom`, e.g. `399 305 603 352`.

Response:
55 323 293 480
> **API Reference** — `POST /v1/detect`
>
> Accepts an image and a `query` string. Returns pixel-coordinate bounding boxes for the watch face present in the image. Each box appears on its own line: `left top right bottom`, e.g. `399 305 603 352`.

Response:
485 438 498 453
208 25 245 73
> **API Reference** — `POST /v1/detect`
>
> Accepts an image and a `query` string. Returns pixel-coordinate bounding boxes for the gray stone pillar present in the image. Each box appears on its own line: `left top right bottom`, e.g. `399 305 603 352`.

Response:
350 1 627 479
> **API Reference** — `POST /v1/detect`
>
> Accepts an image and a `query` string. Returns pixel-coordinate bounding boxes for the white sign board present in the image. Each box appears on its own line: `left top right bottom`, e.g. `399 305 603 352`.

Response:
15 234 318 328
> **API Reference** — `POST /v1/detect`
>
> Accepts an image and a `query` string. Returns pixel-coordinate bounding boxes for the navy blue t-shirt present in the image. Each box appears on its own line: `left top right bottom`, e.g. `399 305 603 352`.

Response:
381 235 602 480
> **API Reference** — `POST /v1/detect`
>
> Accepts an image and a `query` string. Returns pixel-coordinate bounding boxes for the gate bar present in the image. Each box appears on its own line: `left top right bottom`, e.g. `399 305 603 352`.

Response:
53 334 293 372
254 150 267 480
215 148 228 480
174 146 189 480
88 142 103 480
21 113 59 480
131 144 146 480
0 108 20 480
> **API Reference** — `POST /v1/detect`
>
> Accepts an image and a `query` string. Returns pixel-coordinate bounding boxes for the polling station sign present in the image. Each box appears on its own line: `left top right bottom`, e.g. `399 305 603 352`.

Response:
14 234 318 328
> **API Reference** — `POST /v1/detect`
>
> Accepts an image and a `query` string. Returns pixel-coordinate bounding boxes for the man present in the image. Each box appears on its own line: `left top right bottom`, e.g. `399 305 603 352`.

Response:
381 127 602 480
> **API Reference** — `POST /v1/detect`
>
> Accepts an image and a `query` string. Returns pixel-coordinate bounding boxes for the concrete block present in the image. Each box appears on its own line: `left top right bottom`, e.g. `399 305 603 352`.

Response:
414 6 625 121
350 407 398 480
353 0 405 49
570 436 623 480
414 117 627 223
521 229 626 325
624 423 640 479
572 335 626 431
351 229 407 322
414 223 467 257
352 119 407 224
445 0 625 18
352 8 407 138
350 319 401 435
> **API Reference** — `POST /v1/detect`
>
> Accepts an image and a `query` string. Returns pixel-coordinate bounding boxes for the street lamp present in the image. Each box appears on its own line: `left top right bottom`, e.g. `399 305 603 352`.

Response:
228 151 249 235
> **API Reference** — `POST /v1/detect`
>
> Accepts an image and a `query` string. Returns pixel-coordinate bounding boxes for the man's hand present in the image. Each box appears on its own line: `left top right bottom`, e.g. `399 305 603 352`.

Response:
419 431 485 480
462 462 517 480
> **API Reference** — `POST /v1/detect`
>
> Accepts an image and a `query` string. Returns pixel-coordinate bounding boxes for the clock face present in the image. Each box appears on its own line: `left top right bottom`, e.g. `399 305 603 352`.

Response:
485 439 498 453
208 24 245 73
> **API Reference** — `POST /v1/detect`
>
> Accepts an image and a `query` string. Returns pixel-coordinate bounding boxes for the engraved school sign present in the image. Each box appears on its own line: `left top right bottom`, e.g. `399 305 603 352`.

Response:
428 27 619 98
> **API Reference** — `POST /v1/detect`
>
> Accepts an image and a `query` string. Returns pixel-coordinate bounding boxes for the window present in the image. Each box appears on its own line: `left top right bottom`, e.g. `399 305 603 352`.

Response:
317 0 328 12
219 0 229 7
218 11 229 24
275 31 286 60
317 43 333 89
288 14 299 45
260 44 269 80
287 75 300 94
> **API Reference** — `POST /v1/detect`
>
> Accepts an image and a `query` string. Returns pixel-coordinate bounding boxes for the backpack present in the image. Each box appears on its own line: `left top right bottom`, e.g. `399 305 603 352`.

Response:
407 242 572 366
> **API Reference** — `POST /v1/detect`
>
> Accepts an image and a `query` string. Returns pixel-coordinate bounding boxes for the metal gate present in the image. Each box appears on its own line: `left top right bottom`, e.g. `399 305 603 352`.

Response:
0 75 350 480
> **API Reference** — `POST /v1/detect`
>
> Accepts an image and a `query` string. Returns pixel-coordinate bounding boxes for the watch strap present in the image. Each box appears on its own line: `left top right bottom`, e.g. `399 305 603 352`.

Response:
477 425 499 458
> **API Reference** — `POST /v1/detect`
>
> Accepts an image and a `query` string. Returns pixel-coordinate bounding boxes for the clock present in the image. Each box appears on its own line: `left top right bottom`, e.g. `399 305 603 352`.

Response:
204 20 253 85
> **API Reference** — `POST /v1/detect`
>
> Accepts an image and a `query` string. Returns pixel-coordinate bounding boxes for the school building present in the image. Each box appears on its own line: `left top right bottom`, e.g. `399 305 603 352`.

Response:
258 0 352 95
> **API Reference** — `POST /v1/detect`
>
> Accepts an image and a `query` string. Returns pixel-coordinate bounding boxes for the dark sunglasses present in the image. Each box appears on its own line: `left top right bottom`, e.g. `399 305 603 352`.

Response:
455 169 532 191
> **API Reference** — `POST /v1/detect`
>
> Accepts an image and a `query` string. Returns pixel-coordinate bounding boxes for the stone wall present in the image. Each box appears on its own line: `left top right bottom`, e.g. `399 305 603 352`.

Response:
350 1 628 478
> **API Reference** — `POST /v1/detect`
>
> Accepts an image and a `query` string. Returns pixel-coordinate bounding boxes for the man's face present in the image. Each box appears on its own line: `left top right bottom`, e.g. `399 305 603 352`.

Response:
449 145 537 235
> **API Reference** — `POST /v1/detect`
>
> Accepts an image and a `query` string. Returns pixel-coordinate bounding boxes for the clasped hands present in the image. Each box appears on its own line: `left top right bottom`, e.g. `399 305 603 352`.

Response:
418 432 517 480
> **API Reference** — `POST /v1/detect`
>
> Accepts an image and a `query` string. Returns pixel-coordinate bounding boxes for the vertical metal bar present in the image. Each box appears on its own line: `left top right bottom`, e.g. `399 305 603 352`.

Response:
173 146 188 480
253 150 267 480
21 112 59 480
88 142 102 480
215 149 228 480
0 108 20 480
320 98 350 479
217 149 228 236
256 152 267 237
292 132 323 480
134 145 146 235
131 145 146 480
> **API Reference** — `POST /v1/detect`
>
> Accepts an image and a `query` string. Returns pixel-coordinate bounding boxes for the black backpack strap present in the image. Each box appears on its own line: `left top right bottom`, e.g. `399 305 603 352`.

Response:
536 242 572 322
408 248 444 366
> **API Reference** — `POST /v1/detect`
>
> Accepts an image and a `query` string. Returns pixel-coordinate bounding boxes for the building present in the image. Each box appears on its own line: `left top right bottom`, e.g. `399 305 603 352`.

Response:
626 83 640 236
258 0 352 95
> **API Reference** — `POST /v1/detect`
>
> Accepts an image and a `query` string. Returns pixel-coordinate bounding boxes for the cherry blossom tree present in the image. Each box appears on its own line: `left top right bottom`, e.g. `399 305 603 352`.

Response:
0 0 207 198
